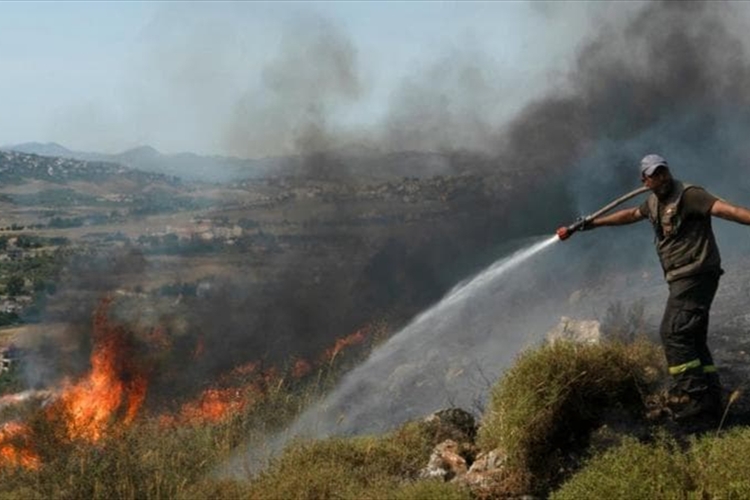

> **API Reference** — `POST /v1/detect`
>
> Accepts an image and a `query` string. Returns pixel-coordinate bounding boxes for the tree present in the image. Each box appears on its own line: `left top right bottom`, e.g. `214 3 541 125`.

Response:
6 275 25 297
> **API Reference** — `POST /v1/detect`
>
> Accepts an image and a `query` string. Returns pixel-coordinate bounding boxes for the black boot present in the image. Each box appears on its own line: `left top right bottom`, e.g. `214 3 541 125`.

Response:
671 389 722 422
705 371 724 399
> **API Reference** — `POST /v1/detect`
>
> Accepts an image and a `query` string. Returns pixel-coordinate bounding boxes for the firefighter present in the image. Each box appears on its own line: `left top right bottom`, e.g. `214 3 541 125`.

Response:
584 154 750 421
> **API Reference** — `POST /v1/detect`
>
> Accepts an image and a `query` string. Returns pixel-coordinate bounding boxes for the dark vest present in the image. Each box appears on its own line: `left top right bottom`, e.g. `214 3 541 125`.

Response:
646 180 721 282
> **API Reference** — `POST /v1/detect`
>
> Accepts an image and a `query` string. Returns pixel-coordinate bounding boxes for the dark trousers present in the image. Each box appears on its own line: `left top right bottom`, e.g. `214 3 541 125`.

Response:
659 271 721 396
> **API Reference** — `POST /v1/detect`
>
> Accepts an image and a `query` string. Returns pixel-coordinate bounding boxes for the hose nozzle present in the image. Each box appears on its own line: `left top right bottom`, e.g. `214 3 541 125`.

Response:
556 216 590 241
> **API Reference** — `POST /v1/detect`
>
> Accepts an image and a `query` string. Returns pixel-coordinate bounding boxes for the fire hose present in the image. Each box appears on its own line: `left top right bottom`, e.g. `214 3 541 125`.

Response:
556 186 650 241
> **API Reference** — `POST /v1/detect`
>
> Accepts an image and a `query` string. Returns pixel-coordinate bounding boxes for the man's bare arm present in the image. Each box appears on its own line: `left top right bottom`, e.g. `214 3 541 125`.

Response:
589 207 645 228
711 199 750 225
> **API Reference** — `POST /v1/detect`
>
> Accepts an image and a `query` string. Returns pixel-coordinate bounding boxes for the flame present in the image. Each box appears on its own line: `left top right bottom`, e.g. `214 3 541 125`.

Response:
162 365 282 426
192 335 205 359
0 421 40 470
176 388 253 425
223 360 259 381
51 298 149 442
292 358 313 379
324 327 369 364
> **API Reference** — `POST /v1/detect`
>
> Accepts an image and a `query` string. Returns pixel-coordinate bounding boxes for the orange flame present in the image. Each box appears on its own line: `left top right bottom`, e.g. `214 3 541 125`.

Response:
161 364 282 427
292 358 313 379
52 298 149 442
192 335 205 359
175 387 253 425
324 328 369 364
229 361 260 378
0 421 40 470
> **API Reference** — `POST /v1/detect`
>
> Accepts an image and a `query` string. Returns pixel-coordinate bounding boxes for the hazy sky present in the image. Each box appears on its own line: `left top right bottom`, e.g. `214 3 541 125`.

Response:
0 1 628 157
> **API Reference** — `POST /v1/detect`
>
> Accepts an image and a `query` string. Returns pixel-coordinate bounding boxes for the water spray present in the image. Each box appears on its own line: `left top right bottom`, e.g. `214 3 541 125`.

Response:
222 186 653 477
556 186 650 240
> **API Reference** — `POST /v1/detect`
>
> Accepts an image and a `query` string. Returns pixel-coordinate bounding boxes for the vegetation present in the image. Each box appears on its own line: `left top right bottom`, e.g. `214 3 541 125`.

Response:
0 366 330 498
0 235 70 324
9 189 104 208
245 423 468 500
0 311 21 327
129 192 215 216
0 335 394 499
551 434 691 499
477 337 665 495
0 365 24 395
3 318 750 499
553 428 750 499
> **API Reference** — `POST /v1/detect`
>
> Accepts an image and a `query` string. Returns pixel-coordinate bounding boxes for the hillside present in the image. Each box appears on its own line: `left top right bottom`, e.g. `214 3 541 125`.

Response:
3 143 489 183
0 149 178 187
0 147 552 422
3 145 748 498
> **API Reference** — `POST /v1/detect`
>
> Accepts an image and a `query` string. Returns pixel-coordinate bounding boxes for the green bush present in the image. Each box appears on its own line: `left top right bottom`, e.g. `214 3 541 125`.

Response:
551 435 691 500
477 338 665 493
689 427 750 498
553 428 750 499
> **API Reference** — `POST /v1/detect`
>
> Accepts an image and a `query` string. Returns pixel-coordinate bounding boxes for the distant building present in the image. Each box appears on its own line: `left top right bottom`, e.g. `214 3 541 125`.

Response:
0 344 21 373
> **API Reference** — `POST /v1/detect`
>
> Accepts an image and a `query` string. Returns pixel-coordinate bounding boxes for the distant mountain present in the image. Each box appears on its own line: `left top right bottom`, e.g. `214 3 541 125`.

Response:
0 149 179 187
1 143 270 183
2 143 486 183
7 142 76 158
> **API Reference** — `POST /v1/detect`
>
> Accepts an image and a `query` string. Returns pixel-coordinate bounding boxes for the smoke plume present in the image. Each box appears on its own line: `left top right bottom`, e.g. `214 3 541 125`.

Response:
24 1 750 440
224 0 750 454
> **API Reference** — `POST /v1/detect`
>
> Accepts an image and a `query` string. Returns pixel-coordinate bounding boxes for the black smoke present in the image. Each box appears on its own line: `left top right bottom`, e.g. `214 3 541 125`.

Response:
24 2 750 413
143 1 750 407
246 1 750 442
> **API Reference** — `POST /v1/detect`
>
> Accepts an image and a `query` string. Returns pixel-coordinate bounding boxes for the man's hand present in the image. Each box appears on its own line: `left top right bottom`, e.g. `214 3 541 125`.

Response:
579 216 594 231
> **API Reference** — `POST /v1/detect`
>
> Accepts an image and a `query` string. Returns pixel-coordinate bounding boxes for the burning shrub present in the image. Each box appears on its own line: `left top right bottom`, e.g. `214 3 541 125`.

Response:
0 292 389 497
0 421 40 470
476 338 665 495
45 298 150 443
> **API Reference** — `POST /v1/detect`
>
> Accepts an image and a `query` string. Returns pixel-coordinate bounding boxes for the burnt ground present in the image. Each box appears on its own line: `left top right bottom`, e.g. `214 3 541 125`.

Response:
703 253 750 430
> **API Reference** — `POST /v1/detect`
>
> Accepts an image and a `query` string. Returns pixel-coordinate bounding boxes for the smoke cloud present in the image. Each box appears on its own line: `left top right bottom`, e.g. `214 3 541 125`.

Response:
24 1 750 441
221 0 750 457
227 15 363 166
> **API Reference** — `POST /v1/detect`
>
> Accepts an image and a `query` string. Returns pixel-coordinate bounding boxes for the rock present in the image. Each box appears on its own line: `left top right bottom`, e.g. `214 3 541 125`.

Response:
423 407 478 442
420 439 467 481
453 447 511 496
547 316 602 344
467 448 507 474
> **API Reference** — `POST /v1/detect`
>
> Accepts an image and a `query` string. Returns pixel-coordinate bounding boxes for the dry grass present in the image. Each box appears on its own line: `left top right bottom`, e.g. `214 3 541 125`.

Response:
244 422 470 500
6 331 750 499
